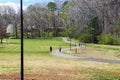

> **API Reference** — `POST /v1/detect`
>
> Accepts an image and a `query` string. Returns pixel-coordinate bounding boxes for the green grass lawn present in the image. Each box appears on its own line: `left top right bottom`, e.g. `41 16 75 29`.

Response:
0 38 120 80
0 38 69 54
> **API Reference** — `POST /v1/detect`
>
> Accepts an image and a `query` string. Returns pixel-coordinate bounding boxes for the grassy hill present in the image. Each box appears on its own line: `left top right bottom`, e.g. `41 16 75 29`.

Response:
0 38 120 80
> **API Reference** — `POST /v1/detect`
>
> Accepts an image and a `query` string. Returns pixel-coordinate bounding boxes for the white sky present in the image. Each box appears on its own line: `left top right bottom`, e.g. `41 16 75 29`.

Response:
0 0 54 11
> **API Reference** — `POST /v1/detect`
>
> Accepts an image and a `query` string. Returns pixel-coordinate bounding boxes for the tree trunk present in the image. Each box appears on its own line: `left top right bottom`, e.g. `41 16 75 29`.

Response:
15 26 18 39
1 38 3 43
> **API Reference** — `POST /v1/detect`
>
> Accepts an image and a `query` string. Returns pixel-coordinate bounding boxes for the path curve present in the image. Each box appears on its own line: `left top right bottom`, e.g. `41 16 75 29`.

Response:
51 37 120 64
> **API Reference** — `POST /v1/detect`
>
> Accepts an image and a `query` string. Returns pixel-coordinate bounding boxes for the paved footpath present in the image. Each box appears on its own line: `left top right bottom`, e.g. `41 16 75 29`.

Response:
51 37 120 64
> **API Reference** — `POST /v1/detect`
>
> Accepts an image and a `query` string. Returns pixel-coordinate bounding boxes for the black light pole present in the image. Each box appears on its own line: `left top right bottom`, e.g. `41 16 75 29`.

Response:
20 0 24 80
69 32 71 50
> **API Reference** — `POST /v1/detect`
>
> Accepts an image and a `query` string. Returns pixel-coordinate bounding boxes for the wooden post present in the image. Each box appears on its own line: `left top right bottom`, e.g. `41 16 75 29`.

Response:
75 48 77 54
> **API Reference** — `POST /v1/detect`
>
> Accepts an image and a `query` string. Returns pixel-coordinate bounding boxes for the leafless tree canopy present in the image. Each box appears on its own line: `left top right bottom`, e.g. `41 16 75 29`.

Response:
0 0 120 40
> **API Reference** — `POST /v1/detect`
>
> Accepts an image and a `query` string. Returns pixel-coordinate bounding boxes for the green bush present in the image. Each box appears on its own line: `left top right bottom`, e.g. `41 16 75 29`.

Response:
79 33 91 43
43 32 53 38
99 34 120 45
59 31 68 37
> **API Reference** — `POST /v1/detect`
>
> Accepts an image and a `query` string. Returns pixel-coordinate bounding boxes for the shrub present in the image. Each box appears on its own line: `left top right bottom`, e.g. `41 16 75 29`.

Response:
79 33 91 43
44 32 53 38
59 31 68 37
99 34 120 45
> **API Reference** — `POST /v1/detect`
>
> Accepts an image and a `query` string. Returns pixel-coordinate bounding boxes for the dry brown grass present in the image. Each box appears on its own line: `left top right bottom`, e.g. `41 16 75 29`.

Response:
0 38 120 80
65 47 120 60
1 55 120 80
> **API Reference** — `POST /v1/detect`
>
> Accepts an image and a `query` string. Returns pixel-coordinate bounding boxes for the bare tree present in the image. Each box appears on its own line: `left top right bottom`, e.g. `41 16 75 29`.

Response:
64 0 120 38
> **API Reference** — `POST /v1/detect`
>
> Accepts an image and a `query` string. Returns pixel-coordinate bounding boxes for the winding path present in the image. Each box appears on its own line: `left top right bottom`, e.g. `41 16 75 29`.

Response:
51 37 120 64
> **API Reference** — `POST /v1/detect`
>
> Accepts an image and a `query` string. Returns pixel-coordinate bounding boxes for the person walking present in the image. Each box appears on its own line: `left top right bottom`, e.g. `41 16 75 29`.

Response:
59 46 62 52
50 46 52 52
79 43 80 47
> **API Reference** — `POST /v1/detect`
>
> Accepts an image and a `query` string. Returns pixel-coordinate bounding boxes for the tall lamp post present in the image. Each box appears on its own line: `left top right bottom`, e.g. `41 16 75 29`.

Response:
20 0 24 80
69 32 71 50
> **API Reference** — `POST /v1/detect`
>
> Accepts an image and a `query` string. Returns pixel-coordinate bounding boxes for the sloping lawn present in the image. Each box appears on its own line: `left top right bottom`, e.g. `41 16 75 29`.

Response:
0 38 120 80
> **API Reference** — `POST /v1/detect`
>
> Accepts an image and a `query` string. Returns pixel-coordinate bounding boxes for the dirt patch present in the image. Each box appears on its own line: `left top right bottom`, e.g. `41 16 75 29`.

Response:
1 67 120 80
0 73 20 80
0 68 91 80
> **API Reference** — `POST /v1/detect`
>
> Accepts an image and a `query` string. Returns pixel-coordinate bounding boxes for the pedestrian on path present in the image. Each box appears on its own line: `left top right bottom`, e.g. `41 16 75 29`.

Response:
79 43 80 47
50 46 52 52
59 46 62 52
